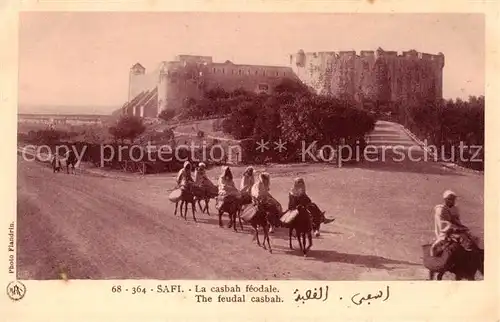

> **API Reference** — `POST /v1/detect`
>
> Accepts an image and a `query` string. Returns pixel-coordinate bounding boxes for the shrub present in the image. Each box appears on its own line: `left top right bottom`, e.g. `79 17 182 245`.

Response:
108 115 146 143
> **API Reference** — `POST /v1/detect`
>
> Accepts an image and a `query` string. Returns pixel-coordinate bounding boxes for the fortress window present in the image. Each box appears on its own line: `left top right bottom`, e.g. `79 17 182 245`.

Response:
238 69 242 75
262 71 266 76
222 68 225 74
276 72 279 76
213 68 216 73
255 70 258 75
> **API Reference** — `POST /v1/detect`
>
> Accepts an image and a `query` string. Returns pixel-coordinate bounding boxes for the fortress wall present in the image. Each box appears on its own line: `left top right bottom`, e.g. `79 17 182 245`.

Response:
158 57 297 112
161 61 205 113
209 63 293 78
291 49 444 103
290 51 337 95
203 64 295 94
356 52 377 100
340 51 357 98
433 55 445 99
329 53 342 97
385 54 399 100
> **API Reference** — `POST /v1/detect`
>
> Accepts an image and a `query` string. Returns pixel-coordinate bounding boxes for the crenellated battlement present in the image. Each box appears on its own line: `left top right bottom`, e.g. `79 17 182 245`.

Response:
292 48 444 64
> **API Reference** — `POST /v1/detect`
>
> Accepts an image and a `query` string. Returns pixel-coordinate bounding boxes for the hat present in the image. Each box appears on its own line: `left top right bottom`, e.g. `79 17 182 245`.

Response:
443 190 457 199
198 162 206 168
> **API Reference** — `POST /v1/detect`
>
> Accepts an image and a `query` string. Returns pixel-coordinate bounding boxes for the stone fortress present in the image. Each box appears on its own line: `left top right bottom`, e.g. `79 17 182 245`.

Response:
120 48 444 118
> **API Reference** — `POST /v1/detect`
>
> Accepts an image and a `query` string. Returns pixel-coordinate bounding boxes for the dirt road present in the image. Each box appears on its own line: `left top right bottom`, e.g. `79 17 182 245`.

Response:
16 156 483 280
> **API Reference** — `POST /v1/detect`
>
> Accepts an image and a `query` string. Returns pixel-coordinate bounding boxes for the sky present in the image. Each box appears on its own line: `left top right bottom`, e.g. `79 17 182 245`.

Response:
18 12 484 114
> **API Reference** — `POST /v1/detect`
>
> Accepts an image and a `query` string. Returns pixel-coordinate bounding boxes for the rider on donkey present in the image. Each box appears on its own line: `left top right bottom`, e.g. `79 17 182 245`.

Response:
216 166 241 208
288 177 335 237
176 161 195 195
251 172 282 233
430 190 479 257
239 166 255 205
194 162 217 196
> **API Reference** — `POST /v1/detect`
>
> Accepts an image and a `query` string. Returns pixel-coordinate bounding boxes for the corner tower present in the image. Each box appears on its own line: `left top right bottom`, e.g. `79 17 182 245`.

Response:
128 63 146 101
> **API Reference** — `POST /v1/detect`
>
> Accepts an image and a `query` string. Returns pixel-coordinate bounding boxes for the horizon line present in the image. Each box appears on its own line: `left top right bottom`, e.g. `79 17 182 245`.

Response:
18 92 486 111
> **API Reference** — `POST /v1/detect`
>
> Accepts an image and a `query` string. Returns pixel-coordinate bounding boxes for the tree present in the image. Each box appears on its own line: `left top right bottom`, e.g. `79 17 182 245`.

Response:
279 94 375 146
253 97 281 142
222 100 260 139
108 115 146 143
395 95 484 170
173 79 376 163
81 128 103 144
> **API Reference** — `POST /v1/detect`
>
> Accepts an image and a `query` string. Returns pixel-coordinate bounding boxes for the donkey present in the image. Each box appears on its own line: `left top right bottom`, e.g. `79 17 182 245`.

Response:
286 206 313 256
174 189 197 222
305 203 332 237
62 150 78 174
218 196 244 232
234 193 253 227
423 243 484 280
249 207 273 253
196 197 211 215
194 188 218 216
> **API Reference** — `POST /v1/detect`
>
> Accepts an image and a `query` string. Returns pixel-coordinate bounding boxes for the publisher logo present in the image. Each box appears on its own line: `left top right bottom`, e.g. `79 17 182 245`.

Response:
6 281 26 301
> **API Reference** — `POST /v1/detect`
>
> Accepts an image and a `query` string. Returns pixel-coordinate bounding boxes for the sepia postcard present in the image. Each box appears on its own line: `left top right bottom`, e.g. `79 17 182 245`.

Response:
1 1 499 321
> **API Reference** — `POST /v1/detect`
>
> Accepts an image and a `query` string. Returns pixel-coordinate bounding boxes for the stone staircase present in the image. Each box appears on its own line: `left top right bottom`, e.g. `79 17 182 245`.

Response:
117 88 158 118
364 120 429 164
366 120 422 151
361 120 484 174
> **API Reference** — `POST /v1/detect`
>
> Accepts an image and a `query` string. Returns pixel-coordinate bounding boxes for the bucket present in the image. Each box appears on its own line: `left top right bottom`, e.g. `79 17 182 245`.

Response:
240 204 258 222
280 209 299 225
168 189 183 203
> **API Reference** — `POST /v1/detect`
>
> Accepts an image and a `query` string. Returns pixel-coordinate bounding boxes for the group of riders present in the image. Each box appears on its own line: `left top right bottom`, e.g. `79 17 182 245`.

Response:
176 161 481 259
175 161 335 235
51 148 481 261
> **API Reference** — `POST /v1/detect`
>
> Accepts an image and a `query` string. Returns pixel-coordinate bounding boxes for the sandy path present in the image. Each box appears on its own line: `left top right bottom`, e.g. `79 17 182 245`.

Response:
16 157 483 280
